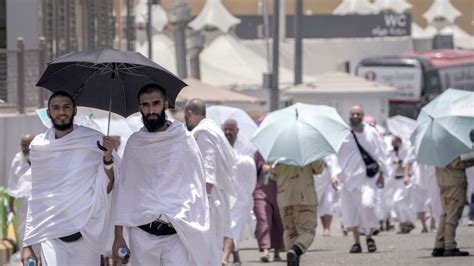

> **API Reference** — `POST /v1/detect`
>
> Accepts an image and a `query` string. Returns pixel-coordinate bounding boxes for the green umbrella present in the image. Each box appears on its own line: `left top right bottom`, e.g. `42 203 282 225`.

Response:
410 89 474 167
251 103 350 166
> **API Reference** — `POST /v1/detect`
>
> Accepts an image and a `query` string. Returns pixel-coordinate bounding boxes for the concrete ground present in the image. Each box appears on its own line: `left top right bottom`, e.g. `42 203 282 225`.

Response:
238 211 474 266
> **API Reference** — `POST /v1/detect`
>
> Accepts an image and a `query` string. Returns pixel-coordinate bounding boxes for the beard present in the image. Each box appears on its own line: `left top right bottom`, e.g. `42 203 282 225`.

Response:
52 117 74 131
142 108 167 132
349 118 362 128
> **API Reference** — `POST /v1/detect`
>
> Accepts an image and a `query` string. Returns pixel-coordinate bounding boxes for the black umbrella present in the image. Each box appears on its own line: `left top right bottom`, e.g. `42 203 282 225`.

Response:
37 48 187 150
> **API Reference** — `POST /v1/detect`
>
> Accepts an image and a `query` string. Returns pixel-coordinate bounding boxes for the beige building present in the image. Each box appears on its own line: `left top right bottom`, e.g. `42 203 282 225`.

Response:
160 0 473 35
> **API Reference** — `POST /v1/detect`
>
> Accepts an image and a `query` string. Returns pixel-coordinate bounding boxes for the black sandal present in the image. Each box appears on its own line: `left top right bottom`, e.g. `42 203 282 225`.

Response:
350 243 362 253
367 238 377 253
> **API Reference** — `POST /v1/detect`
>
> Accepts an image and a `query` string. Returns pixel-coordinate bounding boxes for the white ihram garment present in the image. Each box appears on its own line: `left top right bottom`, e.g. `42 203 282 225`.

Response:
229 154 257 250
23 126 114 264
390 144 415 223
314 155 341 216
337 126 387 233
192 118 236 266
115 121 209 266
7 152 31 244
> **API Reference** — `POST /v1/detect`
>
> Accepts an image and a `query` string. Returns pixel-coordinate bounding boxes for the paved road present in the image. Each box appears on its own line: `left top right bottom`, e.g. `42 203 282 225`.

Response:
8 211 473 266
238 212 474 266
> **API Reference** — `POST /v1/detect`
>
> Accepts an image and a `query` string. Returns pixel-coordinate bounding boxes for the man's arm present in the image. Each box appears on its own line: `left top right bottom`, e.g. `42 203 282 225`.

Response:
102 136 116 193
7 196 15 214
112 225 130 262
195 133 217 194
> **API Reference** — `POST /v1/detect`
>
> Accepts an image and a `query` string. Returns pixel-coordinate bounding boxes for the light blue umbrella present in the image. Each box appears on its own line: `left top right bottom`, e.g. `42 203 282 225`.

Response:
410 89 474 167
251 103 350 166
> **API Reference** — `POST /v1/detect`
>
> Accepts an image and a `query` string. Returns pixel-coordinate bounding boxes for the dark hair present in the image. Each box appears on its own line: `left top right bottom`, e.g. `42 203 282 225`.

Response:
48 91 75 107
137 83 167 102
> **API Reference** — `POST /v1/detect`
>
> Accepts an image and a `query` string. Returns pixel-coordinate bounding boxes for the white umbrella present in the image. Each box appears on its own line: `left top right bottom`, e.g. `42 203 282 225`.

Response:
206 105 257 156
386 115 416 141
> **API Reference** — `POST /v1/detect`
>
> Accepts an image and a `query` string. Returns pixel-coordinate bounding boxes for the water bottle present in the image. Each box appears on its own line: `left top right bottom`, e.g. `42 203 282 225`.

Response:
27 257 36 266
118 247 130 264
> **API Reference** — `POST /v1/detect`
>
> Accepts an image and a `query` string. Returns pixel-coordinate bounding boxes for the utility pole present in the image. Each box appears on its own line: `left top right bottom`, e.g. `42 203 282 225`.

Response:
294 0 303 85
270 0 280 111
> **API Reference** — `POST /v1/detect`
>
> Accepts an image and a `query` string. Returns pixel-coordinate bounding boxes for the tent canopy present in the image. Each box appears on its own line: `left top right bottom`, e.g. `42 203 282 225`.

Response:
177 78 263 105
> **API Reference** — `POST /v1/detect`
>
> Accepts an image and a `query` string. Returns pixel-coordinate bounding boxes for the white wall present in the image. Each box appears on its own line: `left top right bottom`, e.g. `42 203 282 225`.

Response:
0 114 46 187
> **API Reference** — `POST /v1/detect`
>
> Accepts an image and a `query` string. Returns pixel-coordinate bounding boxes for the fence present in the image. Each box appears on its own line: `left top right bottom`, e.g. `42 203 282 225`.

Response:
0 37 48 113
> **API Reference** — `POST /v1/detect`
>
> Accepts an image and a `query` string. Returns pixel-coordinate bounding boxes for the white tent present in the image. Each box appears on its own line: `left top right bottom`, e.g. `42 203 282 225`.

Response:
423 0 461 24
372 0 412 13
135 1 169 32
332 0 376 15
135 32 177 74
189 0 241 33
200 34 296 86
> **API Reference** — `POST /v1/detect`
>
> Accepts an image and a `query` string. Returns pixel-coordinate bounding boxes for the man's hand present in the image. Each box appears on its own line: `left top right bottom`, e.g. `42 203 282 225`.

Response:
261 163 271 172
102 136 116 158
331 176 341 190
376 173 385 188
112 226 130 264
403 174 410 186
21 246 37 266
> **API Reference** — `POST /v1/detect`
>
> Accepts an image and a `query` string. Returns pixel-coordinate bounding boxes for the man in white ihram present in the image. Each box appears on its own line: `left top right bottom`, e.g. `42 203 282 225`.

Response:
113 84 209 265
332 105 387 254
185 99 237 266
21 91 116 265
7 133 35 247
221 119 257 265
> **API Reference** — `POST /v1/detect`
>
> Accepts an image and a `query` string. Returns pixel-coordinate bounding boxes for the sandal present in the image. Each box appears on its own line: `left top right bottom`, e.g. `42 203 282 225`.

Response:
367 238 377 253
350 243 362 253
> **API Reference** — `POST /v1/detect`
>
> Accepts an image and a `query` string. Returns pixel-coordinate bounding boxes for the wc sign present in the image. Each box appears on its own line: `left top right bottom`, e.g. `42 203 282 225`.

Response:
371 13 410 37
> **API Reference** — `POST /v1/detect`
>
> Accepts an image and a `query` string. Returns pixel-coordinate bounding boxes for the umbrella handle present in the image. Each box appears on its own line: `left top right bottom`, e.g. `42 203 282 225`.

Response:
97 140 107 151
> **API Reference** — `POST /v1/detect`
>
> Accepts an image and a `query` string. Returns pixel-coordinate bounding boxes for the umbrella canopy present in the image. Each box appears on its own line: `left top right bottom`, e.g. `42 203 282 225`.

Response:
36 48 186 117
386 115 416 141
251 103 350 166
206 105 258 156
410 89 474 167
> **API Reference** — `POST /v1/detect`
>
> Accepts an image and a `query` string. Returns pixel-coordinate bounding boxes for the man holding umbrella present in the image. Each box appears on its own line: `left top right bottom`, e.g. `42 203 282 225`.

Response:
431 130 474 257
21 91 117 265
270 159 325 265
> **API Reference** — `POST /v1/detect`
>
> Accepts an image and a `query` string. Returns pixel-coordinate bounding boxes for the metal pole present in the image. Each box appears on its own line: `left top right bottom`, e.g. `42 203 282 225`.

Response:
261 0 271 72
270 0 280 111
294 0 303 85
187 30 205 79
147 0 152 58
168 2 190 79
17 38 25 114
38 37 47 108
